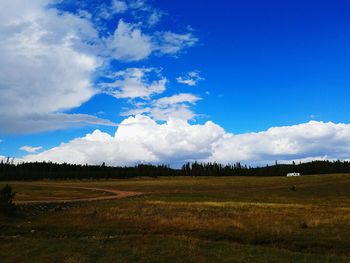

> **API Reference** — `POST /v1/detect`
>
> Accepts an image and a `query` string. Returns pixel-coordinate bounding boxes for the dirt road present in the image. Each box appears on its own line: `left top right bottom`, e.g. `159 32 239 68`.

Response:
14 185 142 205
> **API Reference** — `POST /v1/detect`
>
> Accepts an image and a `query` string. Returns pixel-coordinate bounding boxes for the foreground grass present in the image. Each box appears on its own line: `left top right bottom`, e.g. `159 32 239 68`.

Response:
1 174 350 262
1 235 347 263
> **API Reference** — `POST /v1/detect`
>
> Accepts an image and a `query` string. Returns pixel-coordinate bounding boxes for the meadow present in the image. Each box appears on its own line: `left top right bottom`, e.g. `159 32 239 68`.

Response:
0 174 350 263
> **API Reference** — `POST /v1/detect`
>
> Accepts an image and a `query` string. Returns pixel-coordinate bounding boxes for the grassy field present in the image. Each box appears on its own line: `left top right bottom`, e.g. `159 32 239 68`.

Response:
0 174 350 262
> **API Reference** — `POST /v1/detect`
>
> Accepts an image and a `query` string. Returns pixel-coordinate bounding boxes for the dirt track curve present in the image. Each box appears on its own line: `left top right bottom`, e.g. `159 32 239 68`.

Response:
14 184 142 205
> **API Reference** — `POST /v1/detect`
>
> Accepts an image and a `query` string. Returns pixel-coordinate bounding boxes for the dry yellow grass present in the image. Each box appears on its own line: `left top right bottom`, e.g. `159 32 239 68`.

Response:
1 174 350 262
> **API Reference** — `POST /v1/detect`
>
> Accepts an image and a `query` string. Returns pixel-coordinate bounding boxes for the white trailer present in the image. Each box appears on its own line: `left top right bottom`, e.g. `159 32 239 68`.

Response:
286 172 301 177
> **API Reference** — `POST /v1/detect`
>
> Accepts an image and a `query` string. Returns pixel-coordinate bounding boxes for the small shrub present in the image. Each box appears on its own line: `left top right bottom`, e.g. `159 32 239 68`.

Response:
299 222 308 229
0 185 16 216
289 185 297 191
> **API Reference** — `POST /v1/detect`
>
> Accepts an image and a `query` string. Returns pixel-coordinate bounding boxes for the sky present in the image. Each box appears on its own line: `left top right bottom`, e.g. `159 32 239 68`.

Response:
1 0 350 167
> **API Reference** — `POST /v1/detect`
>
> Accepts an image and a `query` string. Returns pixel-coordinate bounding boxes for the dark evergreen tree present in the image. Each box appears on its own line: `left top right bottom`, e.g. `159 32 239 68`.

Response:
0 185 16 216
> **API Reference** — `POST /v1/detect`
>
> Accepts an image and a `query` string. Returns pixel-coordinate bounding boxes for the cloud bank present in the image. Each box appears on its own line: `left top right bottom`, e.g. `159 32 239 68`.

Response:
24 117 350 167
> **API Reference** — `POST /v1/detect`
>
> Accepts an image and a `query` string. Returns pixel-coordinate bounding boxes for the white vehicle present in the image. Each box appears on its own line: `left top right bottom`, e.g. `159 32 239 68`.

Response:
286 172 301 177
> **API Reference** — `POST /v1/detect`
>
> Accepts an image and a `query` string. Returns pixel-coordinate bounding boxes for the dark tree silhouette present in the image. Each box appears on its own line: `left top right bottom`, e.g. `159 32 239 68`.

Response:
0 185 16 215
1 158 350 180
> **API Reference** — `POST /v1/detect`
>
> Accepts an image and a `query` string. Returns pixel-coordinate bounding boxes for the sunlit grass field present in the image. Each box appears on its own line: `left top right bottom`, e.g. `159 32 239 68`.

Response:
1 174 350 262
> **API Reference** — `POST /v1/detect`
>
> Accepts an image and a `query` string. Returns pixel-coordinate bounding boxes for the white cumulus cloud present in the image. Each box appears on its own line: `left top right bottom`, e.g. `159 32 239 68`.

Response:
121 93 201 121
149 104 197 121
20 145 43 153
108 19 153 61
98 0 163 27
112 0 128 13
154 32 198 56
104 68 167 99
154 93 201 106
24 115 224 166
0 1 198 134
23 118 350 167
176 71 204 86
108 20 198 62
209 121 350 165
0 0 114 133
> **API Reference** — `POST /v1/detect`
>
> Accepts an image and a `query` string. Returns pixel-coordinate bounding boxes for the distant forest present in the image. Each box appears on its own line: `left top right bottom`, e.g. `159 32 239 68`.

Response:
1 159 350 180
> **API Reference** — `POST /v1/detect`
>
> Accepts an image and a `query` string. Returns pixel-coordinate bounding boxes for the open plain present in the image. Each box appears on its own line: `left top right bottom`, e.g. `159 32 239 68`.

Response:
1 174 350 263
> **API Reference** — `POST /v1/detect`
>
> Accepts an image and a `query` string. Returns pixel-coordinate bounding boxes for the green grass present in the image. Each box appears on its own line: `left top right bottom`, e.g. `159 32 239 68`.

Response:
1 174 350 262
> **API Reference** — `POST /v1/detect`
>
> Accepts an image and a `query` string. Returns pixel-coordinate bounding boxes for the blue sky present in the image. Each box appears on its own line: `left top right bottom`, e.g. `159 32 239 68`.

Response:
1 0 350 166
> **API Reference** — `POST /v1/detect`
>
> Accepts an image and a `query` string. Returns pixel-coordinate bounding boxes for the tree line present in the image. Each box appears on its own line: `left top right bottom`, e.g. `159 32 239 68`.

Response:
0 161 177 180
181 160 350 176
1 159 350 180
